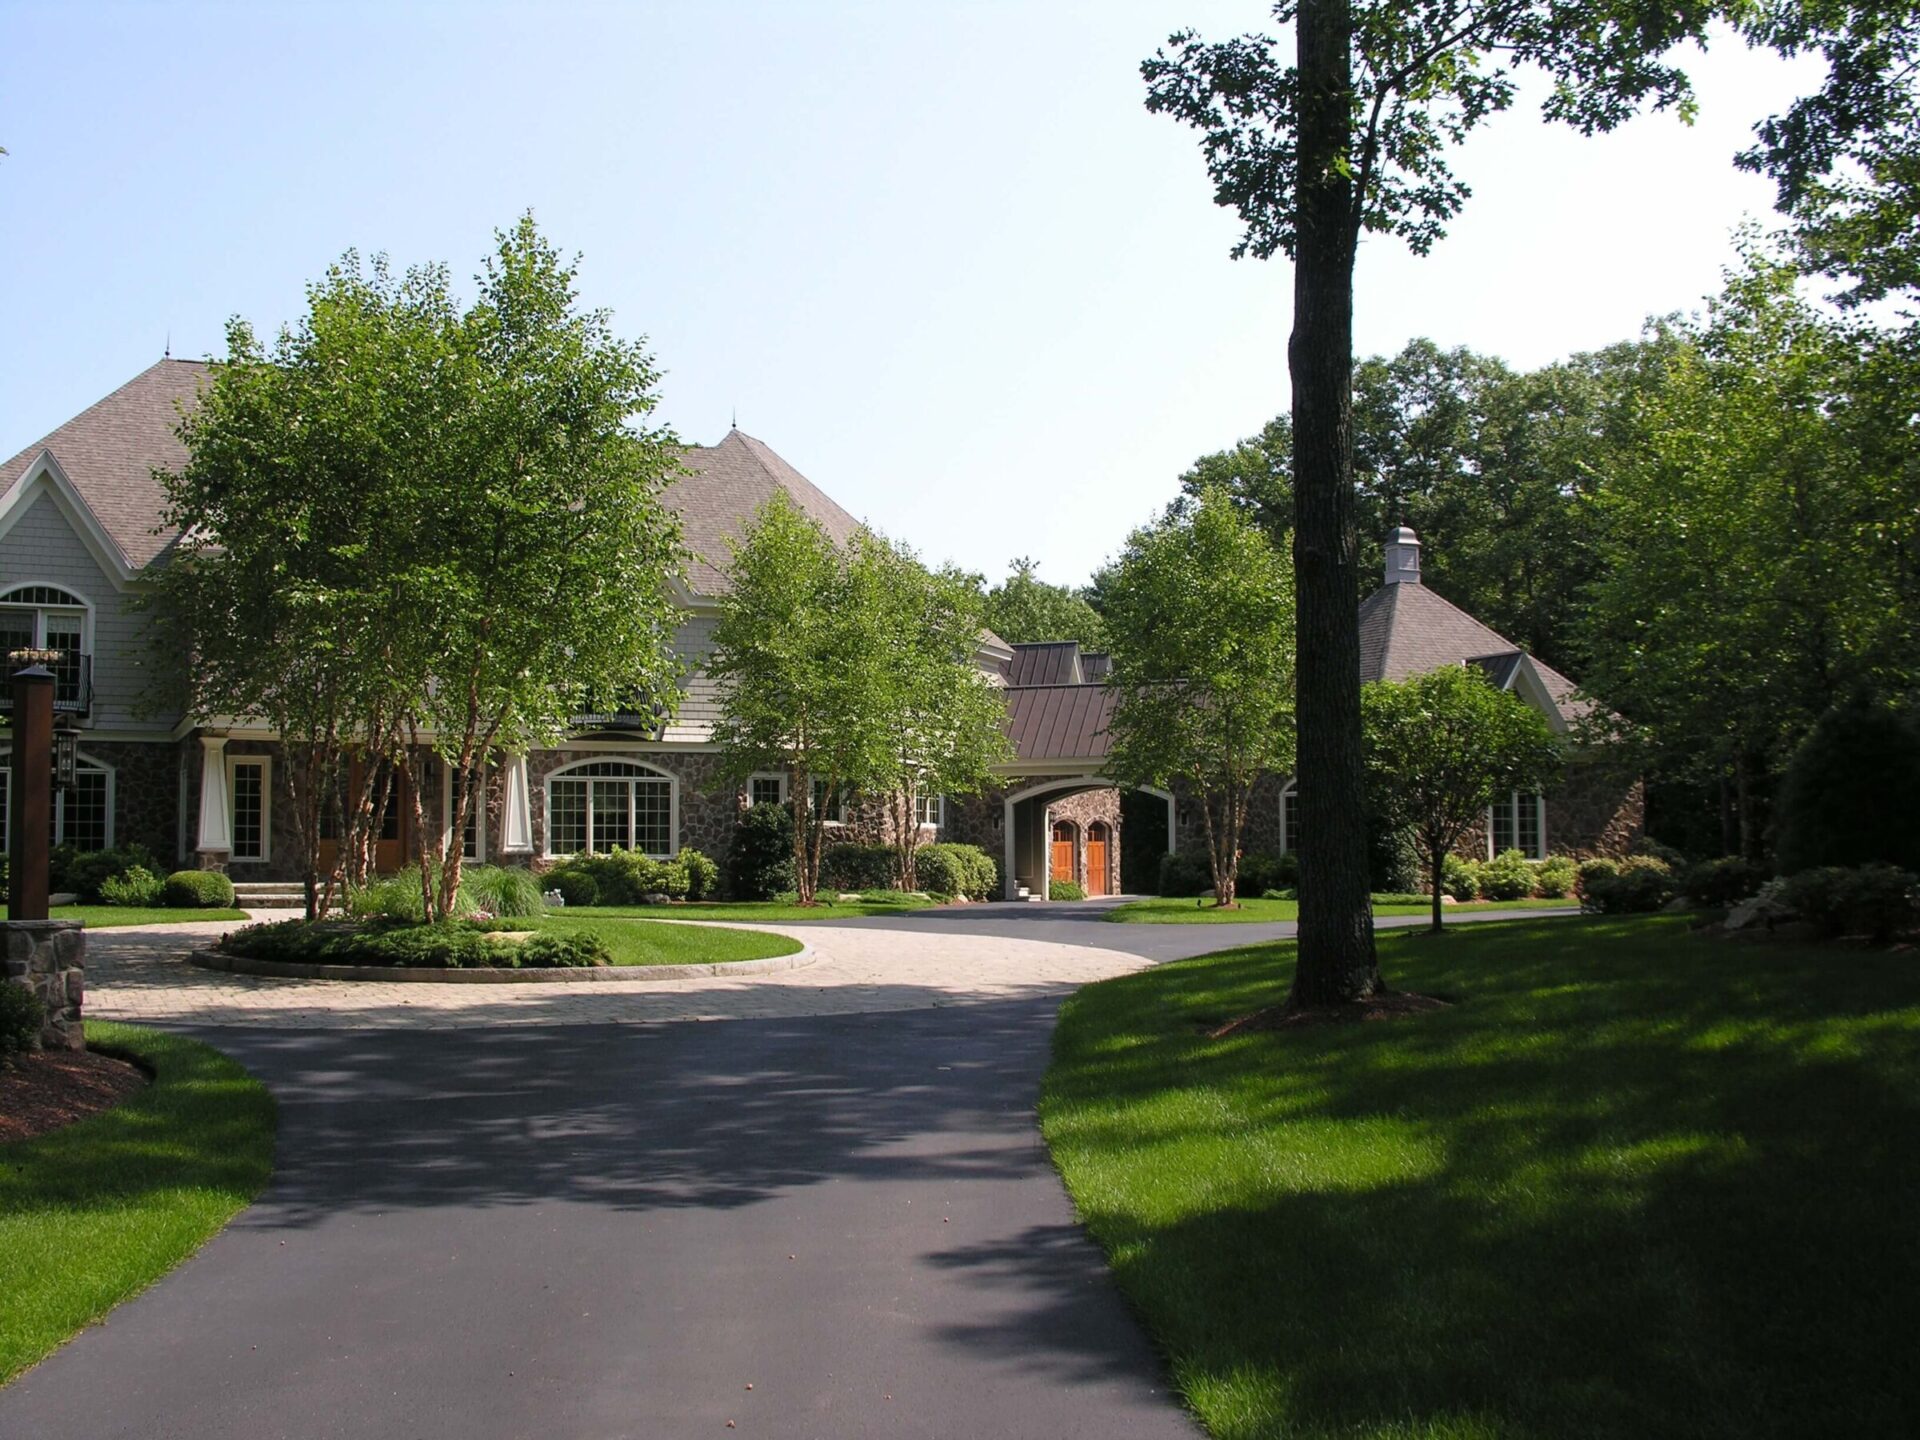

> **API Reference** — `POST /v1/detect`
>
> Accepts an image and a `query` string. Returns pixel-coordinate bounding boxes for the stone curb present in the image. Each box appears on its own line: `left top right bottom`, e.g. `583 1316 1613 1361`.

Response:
188 943 816 984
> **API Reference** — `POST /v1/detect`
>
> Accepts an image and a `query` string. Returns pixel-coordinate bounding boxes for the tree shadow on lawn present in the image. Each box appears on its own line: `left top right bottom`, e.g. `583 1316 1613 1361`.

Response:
1038 917 1920 1438
182 996 1075 1227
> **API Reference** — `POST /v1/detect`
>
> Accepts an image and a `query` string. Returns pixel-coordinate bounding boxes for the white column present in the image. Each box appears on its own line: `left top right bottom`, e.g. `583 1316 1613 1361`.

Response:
1002 792 1018 900
196 735 231 854
501 754 534 854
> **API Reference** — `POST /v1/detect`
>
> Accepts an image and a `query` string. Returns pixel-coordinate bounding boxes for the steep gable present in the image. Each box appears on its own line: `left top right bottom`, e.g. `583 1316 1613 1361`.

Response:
664 429 864 596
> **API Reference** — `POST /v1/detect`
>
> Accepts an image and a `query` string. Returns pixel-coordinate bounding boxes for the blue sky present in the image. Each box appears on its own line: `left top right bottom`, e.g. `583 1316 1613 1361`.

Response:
1 1 1823 588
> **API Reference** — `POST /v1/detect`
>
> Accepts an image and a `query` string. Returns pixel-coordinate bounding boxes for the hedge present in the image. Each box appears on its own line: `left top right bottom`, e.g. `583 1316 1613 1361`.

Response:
220 919 610 969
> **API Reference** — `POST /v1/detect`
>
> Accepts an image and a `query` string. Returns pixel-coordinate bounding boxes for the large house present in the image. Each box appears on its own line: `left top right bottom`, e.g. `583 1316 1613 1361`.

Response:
0 360 1636 902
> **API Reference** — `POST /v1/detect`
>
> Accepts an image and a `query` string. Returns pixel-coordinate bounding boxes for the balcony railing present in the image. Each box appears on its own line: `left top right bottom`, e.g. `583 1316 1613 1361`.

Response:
569 692 665 733
1 650 93 716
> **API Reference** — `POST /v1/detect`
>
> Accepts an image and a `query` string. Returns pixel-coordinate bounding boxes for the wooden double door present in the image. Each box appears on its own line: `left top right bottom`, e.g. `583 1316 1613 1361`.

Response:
1051 819 1112 896
317 760 414 875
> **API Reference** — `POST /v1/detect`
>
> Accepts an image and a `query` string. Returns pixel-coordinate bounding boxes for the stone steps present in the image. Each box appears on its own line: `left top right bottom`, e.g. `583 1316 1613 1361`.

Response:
231 882 307 909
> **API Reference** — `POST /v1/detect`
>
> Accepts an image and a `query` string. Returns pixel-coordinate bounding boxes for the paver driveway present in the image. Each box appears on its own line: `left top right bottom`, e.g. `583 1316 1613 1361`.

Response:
4 901 1564 1438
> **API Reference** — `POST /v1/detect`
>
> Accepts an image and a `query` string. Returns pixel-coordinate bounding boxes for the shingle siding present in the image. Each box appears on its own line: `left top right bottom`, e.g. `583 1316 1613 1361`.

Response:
0 491 175 733
663 613 721 743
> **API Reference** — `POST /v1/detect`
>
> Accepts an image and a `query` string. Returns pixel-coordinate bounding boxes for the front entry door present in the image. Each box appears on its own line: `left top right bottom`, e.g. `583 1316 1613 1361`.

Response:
317 761 413 876
1085 823 1109 897
1051 821 1076 886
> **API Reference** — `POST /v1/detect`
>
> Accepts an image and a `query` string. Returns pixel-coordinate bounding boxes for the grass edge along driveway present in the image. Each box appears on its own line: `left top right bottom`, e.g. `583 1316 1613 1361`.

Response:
1104 893 1579 924
531 914 803 965
0 906 250 928
0 1023 276 1386
1040 915 1920 1439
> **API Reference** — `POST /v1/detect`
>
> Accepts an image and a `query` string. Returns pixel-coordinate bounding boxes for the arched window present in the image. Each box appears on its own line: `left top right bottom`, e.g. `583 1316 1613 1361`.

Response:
0 748 114 851
545 759 675 858
0 583 92 709
1280 781 1300 856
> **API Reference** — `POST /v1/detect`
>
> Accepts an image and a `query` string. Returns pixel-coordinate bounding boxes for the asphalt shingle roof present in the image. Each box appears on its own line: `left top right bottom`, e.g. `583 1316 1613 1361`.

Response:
0 358 212 570
1358 580 1590 725
665 430 864 596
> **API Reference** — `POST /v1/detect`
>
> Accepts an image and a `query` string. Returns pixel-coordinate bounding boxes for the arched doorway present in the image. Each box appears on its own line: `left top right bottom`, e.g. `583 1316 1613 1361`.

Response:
1085 820 1111 896
1050 820 1078 886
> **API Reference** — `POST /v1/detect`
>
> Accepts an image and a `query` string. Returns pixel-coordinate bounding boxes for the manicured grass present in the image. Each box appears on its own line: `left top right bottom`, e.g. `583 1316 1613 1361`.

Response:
530 914 803 965
1105 893 1580 923
1041 916 1920 1439
0 905 249 928
559 894 938 924
0 1023 276 1386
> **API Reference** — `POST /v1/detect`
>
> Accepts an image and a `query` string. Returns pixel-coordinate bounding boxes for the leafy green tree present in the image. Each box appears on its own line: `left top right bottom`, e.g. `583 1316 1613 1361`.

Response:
869 544 1014 890
1363 665 1562 934
1144 0 1715 1004
1579 243 1920 855
1774 699 1920 874
710 497 886 904
156 220 686 922
983 558 1108 649
1102 488 1296 907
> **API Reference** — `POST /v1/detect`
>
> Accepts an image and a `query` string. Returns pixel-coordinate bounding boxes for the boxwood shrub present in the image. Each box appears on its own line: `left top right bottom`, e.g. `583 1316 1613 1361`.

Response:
1049 879 1086 901
1778 863 1919 941
728 803 795 900
49 844 162 903
220 918 610 969
820 843 895 893
543 867 598 907
1 981 44 1061
163 869 236 909
1581 856 1677 914
1479 849 1537 902
915 843 998 899
1682 856 1768 908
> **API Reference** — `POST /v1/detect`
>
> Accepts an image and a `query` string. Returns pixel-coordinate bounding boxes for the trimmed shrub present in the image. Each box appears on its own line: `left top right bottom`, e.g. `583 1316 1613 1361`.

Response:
1581 856 1677 914
1779 864 1920 941
163 869 237 909
1368 823 1424 895
50 844 162 903
98 865 165 907
1 981 44 1062
554 850 690 905
1480 849 1537 902
728 803 796 901
1441 854 1482 903
917 843 998 899
820 843 895 893
680 847 720 901
1775 700 1920 874
1577 858 1620 898
220 918 614 968
463 865 546 919
1158 849 1216 897
1630 836 1690 869
1049 879 1086 901
543 867 598 908
1238 853 1290 898
1683 856 1768 909
1534 856 1579 899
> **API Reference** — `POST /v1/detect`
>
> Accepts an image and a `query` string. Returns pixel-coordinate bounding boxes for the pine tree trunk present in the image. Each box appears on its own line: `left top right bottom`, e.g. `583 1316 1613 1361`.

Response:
1288 0 1382 1005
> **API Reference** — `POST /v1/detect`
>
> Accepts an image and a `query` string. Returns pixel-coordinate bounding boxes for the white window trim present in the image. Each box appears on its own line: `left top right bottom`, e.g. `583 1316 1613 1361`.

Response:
228 755 271 864
0 747 115 850
1279 780 1299 856
746 771 789 808
443 761 487 863
915 792 946 830
0 581 95 653
542 757 678 860
1486 790 1548 861
811 778 848 827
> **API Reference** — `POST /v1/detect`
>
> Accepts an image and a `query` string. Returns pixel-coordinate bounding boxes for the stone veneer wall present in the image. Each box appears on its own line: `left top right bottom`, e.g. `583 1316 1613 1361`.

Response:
1044 788 1123 893
82 739 183 868
524 747 739 869
1169 774 1285 857
3 920 84 1050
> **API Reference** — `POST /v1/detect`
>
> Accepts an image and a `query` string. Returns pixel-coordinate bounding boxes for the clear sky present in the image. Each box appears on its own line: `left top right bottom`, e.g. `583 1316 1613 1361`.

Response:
1 1 1823 589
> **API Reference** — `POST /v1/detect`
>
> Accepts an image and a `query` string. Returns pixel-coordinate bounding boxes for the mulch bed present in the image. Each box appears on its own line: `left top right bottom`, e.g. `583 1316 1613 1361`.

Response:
0 1049 149 1144
1210 990 1452 1038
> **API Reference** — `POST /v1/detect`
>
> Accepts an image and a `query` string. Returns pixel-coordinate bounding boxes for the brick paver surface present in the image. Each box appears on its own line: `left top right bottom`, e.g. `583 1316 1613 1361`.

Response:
84 913 1155 1029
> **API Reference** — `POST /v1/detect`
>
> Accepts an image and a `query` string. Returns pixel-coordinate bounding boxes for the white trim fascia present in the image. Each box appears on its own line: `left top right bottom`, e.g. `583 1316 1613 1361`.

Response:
1510 655 1571 735
0 451 138 588
991 759 1113 780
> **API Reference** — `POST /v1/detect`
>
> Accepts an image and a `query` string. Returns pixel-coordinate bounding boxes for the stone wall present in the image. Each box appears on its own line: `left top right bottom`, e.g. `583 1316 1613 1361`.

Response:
1045 788 1123 893
1169 774 1285 857
2 920 84 1051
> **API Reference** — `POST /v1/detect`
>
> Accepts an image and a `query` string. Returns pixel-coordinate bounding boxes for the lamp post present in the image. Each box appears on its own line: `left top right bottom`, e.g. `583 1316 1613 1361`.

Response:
7 655 56 922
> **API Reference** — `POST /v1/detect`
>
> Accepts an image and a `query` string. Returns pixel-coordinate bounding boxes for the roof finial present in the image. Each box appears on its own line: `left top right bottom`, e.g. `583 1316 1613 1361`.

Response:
731 405 738 432
164 331 171 359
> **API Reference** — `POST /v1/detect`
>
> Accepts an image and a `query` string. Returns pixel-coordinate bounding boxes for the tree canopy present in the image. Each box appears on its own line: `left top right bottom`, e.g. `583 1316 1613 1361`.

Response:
981 559 1107 650
1102 487 1296 907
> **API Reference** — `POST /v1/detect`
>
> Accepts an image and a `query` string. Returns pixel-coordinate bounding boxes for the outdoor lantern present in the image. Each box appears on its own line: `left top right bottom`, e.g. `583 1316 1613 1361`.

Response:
53 726 79 792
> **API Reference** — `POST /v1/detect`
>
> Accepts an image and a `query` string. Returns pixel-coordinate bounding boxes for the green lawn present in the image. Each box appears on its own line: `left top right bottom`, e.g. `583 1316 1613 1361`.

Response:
0 905 249 928
559 894 938 924
0 1023 276 1386
1041 916 1920 1439
529 914 803 965
1105 894 1580 923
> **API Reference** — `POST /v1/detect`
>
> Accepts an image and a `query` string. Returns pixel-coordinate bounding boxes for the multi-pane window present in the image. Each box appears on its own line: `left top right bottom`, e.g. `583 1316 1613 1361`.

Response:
915 793 944 828
230 759 268 862
748 774 786 809
0 585 89 709
1281 783 1300 855
811 779 846 824
546 761 673 857
0 755 114 850
1490 791 1546 860
444 766 486 862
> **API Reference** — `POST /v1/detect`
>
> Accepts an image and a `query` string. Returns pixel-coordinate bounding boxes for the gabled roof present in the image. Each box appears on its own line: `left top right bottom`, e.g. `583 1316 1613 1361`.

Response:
665 429 864 596
0 358 211 571
1358 579 1590 727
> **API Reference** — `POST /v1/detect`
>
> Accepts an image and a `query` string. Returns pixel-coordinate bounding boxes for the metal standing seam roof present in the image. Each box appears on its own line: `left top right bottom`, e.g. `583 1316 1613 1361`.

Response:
1002 683 1115 761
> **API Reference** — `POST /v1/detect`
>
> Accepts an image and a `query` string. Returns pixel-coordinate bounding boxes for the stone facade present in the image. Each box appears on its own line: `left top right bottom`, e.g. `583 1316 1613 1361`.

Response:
82 739 182 867
525 745 739 869
2 919 85 1050
1043 788 1123 894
